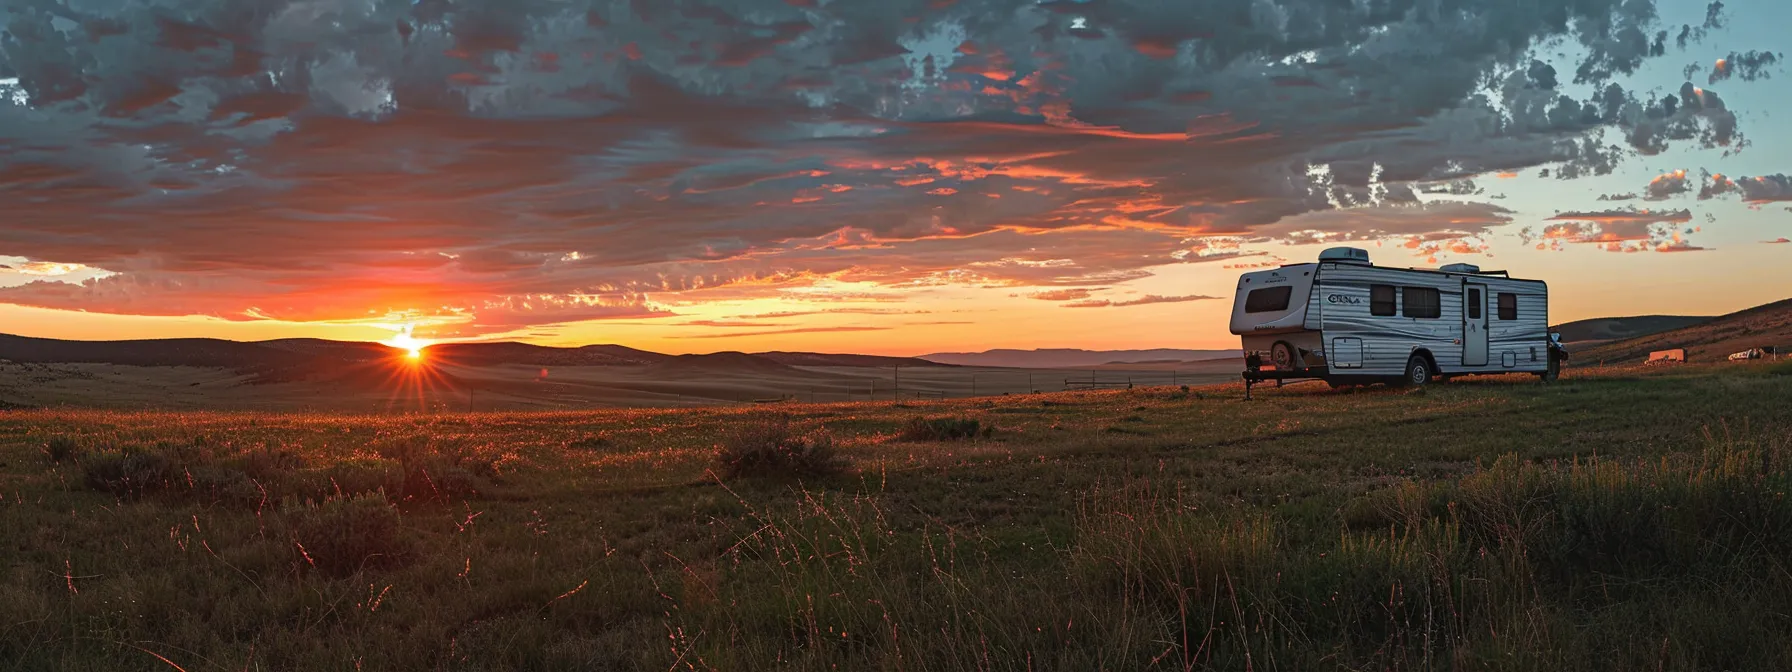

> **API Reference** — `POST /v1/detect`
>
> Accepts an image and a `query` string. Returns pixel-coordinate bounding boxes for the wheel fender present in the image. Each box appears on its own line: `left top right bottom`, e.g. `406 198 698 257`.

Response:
1409 348 1439 373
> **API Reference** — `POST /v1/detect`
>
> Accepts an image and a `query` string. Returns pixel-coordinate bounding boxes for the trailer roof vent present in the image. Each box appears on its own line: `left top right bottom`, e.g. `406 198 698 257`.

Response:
1318 247 1371 265
1439 263 1482 273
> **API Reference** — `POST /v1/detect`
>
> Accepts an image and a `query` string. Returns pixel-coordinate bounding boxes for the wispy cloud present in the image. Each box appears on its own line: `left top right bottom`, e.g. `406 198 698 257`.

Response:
670 326 890 339
728 308 927 319
1064 294 1222 308
1027 289 1099 301
679 320 792 328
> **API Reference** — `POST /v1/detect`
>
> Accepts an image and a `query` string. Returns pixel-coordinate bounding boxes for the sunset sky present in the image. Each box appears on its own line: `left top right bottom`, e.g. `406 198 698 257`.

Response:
1 0 1786 355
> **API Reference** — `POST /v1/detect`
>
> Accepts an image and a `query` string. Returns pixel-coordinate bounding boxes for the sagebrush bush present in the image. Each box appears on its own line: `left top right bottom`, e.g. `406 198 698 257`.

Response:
44 435 80 463
240 447 305 480
291 492 412 576
186 465 263 506
370 434 501 502
81 446 173 498
62 432 499 507
568 433 613 450
716 415 843 478
898 416 990 441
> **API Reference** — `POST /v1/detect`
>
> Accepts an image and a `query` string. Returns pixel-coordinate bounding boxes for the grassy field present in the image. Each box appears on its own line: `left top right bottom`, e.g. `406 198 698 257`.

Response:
0 360 1237 412
4 363 1792 670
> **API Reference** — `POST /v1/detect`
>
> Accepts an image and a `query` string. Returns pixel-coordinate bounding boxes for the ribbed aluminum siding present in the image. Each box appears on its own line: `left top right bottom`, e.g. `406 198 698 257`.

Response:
1312 264 1549 376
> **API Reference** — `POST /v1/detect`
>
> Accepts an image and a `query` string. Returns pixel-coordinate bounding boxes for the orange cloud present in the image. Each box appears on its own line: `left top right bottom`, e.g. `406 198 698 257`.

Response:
670 325 888 339
1027 288 1097 301
1064 294 1220 308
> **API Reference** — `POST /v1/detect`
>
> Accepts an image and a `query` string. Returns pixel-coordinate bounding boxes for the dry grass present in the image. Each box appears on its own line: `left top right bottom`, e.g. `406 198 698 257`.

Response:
2 366 1790 669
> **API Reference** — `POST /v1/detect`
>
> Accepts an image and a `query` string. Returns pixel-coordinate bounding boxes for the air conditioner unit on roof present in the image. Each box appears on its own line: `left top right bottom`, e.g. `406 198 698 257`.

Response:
1318 247 1370 265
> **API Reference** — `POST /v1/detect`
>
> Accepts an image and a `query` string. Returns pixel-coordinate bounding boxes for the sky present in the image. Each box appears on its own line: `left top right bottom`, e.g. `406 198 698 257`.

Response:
0 0 1786 355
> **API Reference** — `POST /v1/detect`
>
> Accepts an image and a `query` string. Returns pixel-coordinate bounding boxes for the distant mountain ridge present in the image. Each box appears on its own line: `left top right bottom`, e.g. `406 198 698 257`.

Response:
920 348 1239 369
0 334 955 375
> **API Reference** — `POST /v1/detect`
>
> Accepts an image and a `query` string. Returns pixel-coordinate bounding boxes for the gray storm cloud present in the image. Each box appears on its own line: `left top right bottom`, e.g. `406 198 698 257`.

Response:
0 0 1762 329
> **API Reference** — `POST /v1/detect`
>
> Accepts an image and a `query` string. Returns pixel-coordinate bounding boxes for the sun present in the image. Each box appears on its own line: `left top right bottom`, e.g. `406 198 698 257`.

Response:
386 330 429 362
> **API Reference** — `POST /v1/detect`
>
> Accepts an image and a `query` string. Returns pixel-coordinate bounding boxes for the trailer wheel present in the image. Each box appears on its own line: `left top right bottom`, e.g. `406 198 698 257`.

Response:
1270 341 1299 371
1399 355 1433 388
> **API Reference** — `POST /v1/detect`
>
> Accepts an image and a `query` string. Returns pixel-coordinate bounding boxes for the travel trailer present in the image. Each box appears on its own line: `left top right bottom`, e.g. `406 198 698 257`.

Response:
1228 247 1566 390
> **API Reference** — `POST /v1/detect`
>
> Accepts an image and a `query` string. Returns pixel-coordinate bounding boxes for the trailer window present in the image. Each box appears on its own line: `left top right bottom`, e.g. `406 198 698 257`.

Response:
1403 287 1441 319
1498 293 1518 320
1370 285 1396 316
1466 288 1482 320
1244 286 1293 313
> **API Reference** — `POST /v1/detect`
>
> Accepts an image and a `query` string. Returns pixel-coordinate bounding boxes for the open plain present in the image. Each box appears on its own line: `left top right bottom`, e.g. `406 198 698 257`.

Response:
4 363 1791 670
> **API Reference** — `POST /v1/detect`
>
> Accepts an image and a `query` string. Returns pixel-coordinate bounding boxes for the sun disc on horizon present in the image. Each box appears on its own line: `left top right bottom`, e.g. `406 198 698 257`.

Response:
387 331 428 362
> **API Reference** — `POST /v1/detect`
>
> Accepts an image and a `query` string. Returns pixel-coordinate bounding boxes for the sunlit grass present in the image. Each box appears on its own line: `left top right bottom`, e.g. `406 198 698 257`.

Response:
2 365 1790 669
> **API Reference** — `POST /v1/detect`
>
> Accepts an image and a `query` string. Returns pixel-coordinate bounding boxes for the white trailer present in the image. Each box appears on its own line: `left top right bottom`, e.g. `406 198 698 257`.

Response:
1228 247 1566 392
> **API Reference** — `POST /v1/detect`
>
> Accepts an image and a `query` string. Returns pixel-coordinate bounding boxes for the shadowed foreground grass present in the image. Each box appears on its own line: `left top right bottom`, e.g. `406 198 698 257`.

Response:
2 365 1791 670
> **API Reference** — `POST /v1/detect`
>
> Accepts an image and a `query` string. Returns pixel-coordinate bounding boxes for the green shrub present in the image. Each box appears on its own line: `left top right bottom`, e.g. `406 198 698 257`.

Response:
291 492 412 576
186 465 264 506
399 457 482 502
568 433 613 450
373 434 435 464
716 415 844 479
368 434 499 503
44 435 80 463
240 447 306 480
898 416 991 441
80 446 173 498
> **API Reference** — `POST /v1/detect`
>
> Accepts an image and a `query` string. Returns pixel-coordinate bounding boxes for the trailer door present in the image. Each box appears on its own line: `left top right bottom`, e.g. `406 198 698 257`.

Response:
1462 282 1488 367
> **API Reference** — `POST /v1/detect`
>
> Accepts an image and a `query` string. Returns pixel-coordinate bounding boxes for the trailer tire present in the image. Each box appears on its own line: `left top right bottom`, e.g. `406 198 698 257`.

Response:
1270 341 1300 372
1399 355 1433 388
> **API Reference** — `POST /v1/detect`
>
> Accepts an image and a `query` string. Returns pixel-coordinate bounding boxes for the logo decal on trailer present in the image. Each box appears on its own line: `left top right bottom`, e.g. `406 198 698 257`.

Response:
1326 294 1361 304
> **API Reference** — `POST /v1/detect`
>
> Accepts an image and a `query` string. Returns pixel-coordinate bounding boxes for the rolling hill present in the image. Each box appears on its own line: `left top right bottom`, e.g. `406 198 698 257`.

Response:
0 334 347 382
258 338 404 361
645 351 807 377
1551 315 1713 345
753 352 949 368
1570 298 1792 364
920 348 1238 368
423 341 667 366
